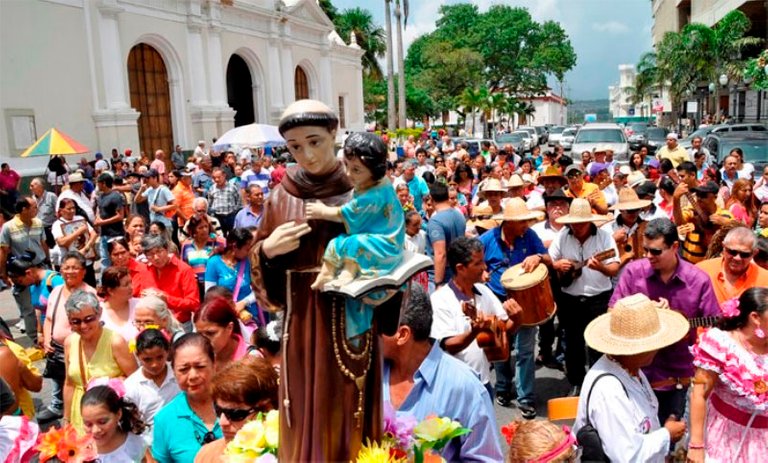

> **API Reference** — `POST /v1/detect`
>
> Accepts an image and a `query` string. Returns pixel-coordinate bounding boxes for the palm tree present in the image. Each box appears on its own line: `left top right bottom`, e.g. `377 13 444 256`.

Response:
516 102 536 126
488 92 507 135
394 0 408 128
384 0 396 130
458 87 485 136
334 8 387 80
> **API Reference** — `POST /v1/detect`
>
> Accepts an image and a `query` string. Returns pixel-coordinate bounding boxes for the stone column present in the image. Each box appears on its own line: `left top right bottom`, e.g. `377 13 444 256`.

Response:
97 2 129 109
186 21 209 106
318 46 333 104
207 26 228 107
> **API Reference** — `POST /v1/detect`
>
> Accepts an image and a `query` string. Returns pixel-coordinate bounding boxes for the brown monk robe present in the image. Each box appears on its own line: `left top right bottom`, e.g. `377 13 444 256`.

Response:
249 101 382 461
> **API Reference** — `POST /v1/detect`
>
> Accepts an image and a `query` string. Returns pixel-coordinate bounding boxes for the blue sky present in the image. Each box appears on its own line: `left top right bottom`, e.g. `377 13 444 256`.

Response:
331 0 654 100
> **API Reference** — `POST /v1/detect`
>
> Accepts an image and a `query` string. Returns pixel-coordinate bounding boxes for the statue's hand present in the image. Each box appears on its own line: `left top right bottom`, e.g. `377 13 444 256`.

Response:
262 221 312 259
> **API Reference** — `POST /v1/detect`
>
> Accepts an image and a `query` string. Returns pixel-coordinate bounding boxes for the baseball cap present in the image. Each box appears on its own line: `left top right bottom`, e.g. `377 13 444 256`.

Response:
180 169 194 177
588 163 609 177
95 152 103 159
124 149 132 156
666 133 678 140
144 168 160 179
614 165 632 177
692 181 719 195
564 164 583 177
634 181 657 198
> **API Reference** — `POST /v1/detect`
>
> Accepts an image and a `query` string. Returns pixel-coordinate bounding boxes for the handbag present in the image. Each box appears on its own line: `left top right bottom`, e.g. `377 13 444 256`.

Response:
576 373 628 462
42 288 66 379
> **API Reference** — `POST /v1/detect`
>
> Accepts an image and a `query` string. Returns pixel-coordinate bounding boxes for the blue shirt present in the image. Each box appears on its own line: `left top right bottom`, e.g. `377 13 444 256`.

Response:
193 171 213 197
405 175 430 211
152 392 222 463
383 342 503 462
204 255 253 303
426 208 466 282
478 226 547 298
29 270 64 311
233 206 263 230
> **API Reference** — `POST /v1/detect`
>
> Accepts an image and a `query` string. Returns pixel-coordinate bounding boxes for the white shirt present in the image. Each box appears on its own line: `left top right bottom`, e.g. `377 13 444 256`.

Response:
531 220 564 247
97 432 147 463
415 164 435 178
602 184 618 207
124 364 180 442
548 226 619 296
526 189 545 210
52 215 96 265
57 189 95 223
405 230 427 255
430 283 508 384
573 355 670 463
640 204 670 222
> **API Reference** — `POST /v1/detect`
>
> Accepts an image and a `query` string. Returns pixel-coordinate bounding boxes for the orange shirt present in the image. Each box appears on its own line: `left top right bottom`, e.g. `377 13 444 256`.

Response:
565 182 607 213
695 257 768 303
173 183 195 224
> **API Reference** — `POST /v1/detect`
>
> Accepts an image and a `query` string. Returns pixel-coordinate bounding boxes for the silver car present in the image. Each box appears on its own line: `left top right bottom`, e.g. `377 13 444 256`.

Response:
570 123 630 161
513 131 534 152
517 126 539 146
495 132 526 155
559 127 578 150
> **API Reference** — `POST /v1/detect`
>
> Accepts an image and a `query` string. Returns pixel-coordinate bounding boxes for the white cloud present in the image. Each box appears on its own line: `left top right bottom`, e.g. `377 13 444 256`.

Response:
592 20 630 34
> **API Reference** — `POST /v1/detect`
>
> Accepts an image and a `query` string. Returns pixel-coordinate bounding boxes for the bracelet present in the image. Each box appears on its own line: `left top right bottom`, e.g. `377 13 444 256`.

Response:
688 443 705 450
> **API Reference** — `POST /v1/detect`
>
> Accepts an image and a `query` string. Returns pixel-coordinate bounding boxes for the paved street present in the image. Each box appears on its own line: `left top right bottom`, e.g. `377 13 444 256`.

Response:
0 287 572 432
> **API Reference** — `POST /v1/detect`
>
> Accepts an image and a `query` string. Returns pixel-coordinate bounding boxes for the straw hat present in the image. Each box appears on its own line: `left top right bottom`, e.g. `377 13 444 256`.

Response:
68 172 85 183
610 188 652 211
627 171 646 189
493 198 544 222
584 293 689 355
467 204 500 231
555 198 613 224
507 174 525 188
478 178 507 199
538 165 567 185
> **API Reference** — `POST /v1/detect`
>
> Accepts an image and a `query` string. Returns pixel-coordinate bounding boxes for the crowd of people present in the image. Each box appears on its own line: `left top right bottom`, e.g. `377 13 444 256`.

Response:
0 120 766 463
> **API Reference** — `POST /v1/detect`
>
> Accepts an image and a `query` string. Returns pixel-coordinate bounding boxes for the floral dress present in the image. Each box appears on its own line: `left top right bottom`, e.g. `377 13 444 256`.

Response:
691 328 768 462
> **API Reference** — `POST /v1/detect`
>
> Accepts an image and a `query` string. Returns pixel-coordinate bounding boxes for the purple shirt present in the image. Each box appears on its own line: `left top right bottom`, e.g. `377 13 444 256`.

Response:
610 258 719 387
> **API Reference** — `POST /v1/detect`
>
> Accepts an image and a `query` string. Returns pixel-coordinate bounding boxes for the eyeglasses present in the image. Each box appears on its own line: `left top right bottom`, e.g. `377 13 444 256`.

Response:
642 246 666 256
214 404 255 422
195 430 217 445
69 314 98 326
725 247 753 259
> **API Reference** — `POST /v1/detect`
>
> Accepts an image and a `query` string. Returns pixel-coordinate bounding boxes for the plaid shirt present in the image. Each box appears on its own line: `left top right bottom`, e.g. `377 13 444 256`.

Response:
207 182 242 215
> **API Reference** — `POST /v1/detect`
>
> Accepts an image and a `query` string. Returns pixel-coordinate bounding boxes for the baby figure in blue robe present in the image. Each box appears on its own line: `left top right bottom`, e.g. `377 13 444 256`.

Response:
306 132 405 290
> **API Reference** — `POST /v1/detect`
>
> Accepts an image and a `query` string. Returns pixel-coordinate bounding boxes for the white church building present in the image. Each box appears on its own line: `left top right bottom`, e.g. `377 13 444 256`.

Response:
0 0 365 175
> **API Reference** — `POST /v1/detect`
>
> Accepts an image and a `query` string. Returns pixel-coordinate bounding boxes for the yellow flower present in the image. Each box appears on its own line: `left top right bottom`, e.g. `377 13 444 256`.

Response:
227 419 267 455
413 416 461 443
355 439 405 463
264 410 279 450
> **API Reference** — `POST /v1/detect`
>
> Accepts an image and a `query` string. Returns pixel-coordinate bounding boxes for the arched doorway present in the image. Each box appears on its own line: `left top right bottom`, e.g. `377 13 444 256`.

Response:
226 55 255 127
295 66 309 101
127 43 173 155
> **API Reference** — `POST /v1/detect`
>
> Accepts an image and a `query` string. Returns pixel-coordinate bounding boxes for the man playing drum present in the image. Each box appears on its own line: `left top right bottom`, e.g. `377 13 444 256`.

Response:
478 198 549 419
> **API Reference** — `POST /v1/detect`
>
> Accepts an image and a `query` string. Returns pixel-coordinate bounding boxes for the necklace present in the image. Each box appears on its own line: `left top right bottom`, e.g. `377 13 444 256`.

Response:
330 297 372 429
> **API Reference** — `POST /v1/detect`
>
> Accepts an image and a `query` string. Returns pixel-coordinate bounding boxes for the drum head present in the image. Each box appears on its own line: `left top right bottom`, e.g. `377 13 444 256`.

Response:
501 263 549 291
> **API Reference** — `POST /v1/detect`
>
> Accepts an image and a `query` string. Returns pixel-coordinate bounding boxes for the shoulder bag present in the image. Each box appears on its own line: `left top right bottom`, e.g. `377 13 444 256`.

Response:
576 373 628 462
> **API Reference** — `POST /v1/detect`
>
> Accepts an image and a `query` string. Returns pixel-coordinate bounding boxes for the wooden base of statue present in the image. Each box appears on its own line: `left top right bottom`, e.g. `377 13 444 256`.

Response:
280 269 383 462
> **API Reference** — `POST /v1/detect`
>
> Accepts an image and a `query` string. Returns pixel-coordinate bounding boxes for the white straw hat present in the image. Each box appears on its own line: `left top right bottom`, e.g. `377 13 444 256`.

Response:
584 294 689 355
609 188 652 211
492 198 544 222
555 198 613 224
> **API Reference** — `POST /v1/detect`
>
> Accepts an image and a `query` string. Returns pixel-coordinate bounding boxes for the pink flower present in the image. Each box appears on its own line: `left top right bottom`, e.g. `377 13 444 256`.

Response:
720 298 740 318
86 377 126 398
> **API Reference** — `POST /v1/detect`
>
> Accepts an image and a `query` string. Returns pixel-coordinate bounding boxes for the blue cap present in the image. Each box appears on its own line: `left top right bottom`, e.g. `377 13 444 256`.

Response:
95 152 103 159
588 162 609 177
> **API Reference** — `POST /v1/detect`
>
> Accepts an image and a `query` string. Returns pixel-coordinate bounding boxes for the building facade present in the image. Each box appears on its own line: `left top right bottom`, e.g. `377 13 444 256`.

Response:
1 0 365 175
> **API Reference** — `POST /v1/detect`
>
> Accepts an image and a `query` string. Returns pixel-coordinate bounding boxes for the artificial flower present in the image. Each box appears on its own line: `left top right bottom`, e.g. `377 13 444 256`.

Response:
36 425 63 462
225 411 279 458
500 421 520 446
356 439 406 463
263 409 279 450
721 298 740 318
383 402 416 450
755 379 768 395
37 424 97 463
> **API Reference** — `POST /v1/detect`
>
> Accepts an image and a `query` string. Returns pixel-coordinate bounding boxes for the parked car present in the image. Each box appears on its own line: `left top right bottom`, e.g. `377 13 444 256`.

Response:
628 125 650 150
559 127 578 150
534 126 548 145
680 123 766 150
702 133 768 170
495 132 526 155
625 122 650 138
517 126 539 146
460 138 498 157
547 126 565 146
570 123 630 161
644 127 669 154
512 130 534 152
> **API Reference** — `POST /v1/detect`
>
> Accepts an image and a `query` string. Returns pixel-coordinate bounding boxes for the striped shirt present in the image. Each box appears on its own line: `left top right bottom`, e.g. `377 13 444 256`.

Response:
180 237 226 282
207 182 242 215
0 216 47 264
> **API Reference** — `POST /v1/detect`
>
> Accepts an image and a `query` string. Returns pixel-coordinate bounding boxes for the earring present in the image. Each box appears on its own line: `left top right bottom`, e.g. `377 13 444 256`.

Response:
755 327 766 339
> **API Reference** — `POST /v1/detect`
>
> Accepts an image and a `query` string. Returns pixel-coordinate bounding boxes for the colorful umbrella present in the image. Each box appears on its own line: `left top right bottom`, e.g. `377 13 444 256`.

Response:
20 128 89 157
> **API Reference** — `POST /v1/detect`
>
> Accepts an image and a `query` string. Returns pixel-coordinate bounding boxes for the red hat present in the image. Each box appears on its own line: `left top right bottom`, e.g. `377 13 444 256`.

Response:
124 149 132 156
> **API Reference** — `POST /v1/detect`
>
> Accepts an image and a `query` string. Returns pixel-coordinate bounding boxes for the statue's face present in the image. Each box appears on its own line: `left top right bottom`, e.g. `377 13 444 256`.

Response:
283 125 338 176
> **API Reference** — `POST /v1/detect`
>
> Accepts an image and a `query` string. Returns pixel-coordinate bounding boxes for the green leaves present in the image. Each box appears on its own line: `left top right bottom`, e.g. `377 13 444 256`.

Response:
333 7 387 80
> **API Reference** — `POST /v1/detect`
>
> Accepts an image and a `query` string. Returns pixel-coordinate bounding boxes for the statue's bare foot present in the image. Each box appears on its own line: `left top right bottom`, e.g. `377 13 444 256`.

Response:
330 269 355 288
311 264 335 290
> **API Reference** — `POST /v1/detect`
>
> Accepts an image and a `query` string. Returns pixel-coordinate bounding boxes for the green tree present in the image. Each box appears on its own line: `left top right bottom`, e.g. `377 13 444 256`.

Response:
318 0 338 23
334 7 387 79
458 87 486 136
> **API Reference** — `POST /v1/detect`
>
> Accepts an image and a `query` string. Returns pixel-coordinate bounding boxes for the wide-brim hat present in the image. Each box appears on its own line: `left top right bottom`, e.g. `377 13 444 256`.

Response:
538 165 567 185
555 198 613 224
479 178 507 196
543 188 573 205
493 198 544 222
584 294 689 355
68 172 85 183
506 174 525 188
467 204 500 231
627 171 646 189
610 188 652 211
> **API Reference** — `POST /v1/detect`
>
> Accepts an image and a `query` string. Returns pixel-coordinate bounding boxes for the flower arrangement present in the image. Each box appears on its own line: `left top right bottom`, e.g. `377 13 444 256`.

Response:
224 410 279 462
36 423 97 463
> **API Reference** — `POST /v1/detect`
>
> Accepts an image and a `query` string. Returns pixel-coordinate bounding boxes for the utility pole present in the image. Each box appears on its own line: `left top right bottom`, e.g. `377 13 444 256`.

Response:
395 0 406 129
384 0 396 131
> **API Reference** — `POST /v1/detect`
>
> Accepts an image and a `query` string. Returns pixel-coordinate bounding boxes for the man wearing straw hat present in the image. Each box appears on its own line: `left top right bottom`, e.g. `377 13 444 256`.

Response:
475 179 506 216
610 218 720 429
526 165 567 211
478 198 547 417
574 293 688 462
549 198 620 395
601 188 652 268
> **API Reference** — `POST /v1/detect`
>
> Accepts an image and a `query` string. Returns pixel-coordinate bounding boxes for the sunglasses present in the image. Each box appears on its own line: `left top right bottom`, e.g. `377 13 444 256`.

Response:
642 246 666 256
214 404 255 422
195 430 217 445
69 314 98 326
725 247 752 259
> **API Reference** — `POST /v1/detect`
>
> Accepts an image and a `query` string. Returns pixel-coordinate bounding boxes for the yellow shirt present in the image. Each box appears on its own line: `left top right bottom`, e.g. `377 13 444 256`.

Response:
565 182 607 213
680 206 733 264
657 145 689 168
5 340 41 418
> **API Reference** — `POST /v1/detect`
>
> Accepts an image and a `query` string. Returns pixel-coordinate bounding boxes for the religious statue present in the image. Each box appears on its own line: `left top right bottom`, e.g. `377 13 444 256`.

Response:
249 100 403 461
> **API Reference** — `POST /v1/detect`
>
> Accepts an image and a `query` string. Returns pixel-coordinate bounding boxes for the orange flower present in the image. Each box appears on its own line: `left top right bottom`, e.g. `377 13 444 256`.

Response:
56 425 97 463
755 379 768 395
36 426 64 462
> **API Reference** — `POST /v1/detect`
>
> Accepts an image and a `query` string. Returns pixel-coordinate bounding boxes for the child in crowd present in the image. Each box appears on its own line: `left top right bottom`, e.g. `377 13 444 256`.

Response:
249 320 282 374
504 420 579 462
